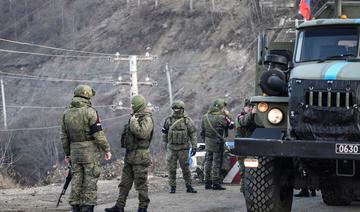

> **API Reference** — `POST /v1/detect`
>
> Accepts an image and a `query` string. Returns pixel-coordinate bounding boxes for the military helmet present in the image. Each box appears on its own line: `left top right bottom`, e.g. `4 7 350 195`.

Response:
74 84 95 99
131 95 147 113
244 98 253 107
213 98 227 109
171 100 185 110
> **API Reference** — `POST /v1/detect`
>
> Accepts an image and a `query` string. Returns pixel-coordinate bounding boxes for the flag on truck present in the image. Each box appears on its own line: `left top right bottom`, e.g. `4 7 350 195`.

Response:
299 0 312 20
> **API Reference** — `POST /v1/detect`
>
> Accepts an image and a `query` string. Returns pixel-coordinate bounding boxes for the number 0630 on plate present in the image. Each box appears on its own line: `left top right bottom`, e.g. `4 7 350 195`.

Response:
335 143 360 154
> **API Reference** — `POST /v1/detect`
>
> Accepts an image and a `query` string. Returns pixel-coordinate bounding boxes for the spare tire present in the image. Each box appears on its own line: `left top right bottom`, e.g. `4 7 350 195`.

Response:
264 54 288 65
259 68 287 96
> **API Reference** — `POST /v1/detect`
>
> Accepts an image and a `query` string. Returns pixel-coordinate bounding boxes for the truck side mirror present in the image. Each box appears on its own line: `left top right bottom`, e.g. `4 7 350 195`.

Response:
288 61 294 70
257 33 267 65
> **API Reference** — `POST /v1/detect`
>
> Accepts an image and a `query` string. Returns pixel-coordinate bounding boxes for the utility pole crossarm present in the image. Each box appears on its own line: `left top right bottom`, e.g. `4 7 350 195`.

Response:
113 82 132 86
113 53 157 111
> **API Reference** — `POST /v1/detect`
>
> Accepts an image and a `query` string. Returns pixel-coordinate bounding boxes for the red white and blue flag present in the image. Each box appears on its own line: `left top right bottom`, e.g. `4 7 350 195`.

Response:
299 0 312 20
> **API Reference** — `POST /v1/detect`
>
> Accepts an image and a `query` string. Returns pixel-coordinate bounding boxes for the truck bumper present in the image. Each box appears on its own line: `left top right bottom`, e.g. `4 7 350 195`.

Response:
233 138 360 160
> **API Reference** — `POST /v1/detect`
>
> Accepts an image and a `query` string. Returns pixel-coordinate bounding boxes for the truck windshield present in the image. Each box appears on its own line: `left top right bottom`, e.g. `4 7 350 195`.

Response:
295 27 358 62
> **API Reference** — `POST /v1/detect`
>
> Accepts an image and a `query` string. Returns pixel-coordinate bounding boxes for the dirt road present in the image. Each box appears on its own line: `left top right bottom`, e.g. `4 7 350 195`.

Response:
1 179 360 212
95 186 360 212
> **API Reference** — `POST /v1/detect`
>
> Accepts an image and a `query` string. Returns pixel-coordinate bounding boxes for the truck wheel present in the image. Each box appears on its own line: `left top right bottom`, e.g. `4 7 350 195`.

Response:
321 184 353 206
244 157 293 212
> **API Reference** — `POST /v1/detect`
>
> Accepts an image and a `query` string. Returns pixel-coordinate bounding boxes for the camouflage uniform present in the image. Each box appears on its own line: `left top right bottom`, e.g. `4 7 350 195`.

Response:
61 85 111 212
201 99 234 190
105 95 154 212
161 100 197 193
235 99 256 193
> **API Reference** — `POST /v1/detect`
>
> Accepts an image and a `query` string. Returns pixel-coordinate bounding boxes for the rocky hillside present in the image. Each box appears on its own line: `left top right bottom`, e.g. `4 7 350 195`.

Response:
0 0 297 185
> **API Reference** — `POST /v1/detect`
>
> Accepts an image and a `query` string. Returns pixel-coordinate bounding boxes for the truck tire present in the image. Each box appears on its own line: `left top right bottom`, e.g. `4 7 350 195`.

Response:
321 183 353 206
244 157 293 212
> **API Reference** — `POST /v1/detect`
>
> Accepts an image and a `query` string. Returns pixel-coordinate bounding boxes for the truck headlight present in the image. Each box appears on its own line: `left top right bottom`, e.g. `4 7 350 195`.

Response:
257 102 269 113
267 108 283 124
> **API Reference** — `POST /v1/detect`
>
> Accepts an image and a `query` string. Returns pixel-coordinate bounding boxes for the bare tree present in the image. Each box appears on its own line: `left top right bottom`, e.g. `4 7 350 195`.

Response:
0 133 14 172
246 0 263 26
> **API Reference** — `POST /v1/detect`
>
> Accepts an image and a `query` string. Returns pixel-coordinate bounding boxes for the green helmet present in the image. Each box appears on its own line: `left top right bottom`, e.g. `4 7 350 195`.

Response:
213 98 227 109
74 84 95 99
244 98 254 107
171 100 185 110
131 95 147 113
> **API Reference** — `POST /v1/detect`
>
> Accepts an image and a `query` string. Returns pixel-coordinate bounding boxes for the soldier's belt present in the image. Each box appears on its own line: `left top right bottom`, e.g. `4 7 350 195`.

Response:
71 139 94 143
126 147 149 152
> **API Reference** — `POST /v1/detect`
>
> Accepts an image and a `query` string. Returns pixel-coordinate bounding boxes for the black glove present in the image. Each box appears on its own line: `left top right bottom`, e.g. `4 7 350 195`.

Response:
191 148 197 156
161 127 168 134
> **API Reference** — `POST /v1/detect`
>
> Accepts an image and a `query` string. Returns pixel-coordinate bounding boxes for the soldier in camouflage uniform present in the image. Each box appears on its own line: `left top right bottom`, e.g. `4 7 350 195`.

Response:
161 100 197 194
105 95 154 212
235 98 256 193
61 84 112 212
201 99 234 190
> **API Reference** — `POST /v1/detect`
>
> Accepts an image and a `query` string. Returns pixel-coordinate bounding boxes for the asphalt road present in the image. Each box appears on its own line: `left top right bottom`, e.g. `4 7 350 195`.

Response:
95 186 360 212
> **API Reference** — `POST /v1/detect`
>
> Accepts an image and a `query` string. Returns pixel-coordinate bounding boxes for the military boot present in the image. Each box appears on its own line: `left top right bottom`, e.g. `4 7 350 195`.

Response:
212 183 226 190
71 205 80 212
311 189 316 197
104 205 124 212
137 208 147 212
240 183 244 193
86 205 94 212
169 186 176 193
80 205 94 212
186 185 197 193
205 181 212 190
294 189 310 197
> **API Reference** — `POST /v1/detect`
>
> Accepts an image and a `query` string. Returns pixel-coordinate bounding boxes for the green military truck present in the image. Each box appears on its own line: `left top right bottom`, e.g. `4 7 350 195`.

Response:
234 1 360 211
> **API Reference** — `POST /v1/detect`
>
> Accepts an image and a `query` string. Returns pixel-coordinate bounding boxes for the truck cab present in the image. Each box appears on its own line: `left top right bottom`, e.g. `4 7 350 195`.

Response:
234 1 360 212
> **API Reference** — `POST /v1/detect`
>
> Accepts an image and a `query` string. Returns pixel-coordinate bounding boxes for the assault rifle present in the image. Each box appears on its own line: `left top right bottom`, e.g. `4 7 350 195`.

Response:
56 163 72 207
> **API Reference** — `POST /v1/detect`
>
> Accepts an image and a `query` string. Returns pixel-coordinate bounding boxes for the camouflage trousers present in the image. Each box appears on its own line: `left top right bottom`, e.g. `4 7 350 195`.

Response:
69 162 101 206
204 151 222 184
116 162 150 209
238 156 245 192
166 148 192 187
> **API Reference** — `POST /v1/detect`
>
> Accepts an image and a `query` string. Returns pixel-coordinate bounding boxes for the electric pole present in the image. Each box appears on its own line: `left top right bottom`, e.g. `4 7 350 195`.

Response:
1 79 7 130
113 53 157 110
129 55 139 97
165 63 173 106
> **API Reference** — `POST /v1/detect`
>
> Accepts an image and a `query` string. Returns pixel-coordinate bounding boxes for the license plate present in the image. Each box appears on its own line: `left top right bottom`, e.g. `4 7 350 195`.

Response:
335 143 360 154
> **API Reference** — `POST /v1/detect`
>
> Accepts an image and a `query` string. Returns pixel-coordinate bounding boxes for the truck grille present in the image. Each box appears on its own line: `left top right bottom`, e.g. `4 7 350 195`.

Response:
289 79 360 141
305 91 353 107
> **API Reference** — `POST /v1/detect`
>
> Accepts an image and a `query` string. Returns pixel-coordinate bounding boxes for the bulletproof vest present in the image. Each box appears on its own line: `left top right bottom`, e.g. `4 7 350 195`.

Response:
121 113 153 151
63 107 93 143
167 116 188 145
63 107 99 163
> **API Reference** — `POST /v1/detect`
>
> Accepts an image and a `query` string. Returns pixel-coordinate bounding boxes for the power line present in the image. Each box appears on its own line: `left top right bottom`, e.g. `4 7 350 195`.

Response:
0 125 60 132
0 37 121 56
0 48 113 59
6 104 117 109
0 1 52 35
0 114 128 132
0 71 114 84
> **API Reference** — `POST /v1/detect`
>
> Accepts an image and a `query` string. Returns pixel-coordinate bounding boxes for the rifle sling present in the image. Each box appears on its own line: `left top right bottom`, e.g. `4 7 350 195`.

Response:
168 117 186 131
205 114 225 142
